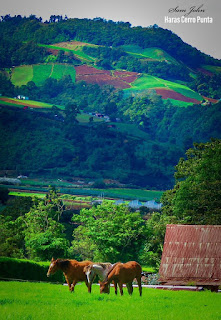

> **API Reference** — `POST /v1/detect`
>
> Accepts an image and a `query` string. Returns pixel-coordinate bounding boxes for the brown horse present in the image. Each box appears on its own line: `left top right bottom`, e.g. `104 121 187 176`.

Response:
47 257 93 293
99 261 142 296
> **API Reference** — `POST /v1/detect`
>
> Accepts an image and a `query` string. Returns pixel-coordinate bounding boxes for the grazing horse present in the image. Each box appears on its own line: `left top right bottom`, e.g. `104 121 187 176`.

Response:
84 263 118 294
47 257 93 293
99 261 142 296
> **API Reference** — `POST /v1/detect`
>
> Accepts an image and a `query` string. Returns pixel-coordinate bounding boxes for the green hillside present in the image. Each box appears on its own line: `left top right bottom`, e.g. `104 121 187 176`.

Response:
39 42 96 63
0 96 64 109
202 65 221 74
124 74 203 104
10 63 76 86
8 61 203 106
121 45 179 64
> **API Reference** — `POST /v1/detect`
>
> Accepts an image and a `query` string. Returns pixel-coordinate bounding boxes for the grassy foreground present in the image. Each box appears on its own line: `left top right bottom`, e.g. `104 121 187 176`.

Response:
0 281 220 320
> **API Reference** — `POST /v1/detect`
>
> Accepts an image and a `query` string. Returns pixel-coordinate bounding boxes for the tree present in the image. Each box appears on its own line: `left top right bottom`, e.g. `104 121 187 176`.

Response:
65 102 80 123
0 186 9 204
0 214 25 258
70 202 144 262
161 139 221 224
139 211 177 268
0 196 37 258
139 139 221 267
45 186 64 221
24 188 68 260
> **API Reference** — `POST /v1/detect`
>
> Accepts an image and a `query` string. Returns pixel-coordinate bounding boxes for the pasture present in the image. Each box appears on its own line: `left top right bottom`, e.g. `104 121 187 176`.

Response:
0 281 220 320
202 65 221 74
39 42 96 63
124 74 202 104
8 182 164 202
0 96 64 110
121 45 178 64
10 63 76 86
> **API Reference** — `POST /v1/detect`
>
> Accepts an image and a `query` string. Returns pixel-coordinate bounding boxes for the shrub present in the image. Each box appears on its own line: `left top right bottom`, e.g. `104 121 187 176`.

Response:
0 257 64 283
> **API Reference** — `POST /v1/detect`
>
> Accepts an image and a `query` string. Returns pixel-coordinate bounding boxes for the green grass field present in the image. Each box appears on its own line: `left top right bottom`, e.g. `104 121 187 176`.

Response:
0 281 220 320
0 100 25 108
114 123 150 140
98 188 164 201
8 186 163 202
9 177 164 201
203 65 221 74
121 45 179 63
11 63 76 86
163 99 193 107
124 74 202 102
9 191 46 198
11 65 33 86
0 96 64 110
32 64 52 85
38 43 96 63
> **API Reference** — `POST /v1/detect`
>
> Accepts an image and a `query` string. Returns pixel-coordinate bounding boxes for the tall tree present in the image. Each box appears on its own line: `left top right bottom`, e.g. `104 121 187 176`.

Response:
24 188 68 260
70 202 144 262
161 139 221 224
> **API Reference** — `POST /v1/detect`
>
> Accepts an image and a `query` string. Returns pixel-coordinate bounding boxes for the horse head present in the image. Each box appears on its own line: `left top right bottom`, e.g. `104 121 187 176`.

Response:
47 257 58 277
99 280 110 294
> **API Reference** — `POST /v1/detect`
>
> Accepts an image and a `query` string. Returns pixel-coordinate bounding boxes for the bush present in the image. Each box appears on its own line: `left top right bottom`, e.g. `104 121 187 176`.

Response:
0 257 64 283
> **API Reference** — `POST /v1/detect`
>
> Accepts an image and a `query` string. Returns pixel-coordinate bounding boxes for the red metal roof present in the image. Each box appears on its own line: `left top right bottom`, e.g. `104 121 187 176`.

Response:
159 224 221 286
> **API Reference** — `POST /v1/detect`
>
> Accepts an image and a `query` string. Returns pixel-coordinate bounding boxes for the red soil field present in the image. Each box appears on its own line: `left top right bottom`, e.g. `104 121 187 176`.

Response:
155 88 201 104
53 41 94 48
0 98 48 108
47 48 59 55
113 70 139 83
197 68 214 77
202 96 219 103
75 65 139 89
75 65 109 75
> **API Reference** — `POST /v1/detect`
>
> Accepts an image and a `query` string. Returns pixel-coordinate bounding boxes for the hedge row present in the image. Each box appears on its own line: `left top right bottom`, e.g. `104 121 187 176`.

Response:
0 257 64 283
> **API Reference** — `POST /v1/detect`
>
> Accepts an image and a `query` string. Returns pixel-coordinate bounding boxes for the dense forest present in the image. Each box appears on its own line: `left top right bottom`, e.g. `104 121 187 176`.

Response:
0 97 221 188
0 14 220 68
0 140 220 265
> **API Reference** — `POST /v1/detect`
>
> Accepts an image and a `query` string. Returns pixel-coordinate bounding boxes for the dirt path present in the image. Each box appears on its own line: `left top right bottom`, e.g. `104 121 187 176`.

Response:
49 63 54 77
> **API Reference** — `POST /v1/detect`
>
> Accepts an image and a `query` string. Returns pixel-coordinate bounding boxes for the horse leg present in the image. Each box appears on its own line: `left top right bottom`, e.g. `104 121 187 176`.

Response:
126 282 133 295
118 282 124 296
113 281 118 295
136 277 142 296
88 274 96 293
87 280 92 293
66 277 73 292
71 280 77 293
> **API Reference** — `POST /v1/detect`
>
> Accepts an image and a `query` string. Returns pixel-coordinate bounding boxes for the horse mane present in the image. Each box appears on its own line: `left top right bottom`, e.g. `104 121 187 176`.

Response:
57 259 70 269
103 262 121 281
98 262 112 269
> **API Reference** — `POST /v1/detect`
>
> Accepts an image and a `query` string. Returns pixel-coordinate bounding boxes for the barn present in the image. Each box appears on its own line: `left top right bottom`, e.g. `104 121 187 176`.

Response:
159 224 221 291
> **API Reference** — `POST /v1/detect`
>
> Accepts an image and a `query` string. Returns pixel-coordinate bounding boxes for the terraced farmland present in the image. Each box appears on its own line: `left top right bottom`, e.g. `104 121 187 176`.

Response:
124 74 203 105
39 41 97 63
75 65 139 89
10 63 76 86
0 96 64 109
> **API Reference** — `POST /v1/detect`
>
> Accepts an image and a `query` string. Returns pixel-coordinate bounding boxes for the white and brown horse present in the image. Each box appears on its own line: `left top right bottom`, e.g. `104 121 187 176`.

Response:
99 261 142 296
84 262 118 294
47 257 93 293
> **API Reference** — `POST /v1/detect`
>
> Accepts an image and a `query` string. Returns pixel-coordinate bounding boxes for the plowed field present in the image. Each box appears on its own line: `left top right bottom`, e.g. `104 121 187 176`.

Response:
155 88 201 104
0 97 60 109
75 65 139 89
